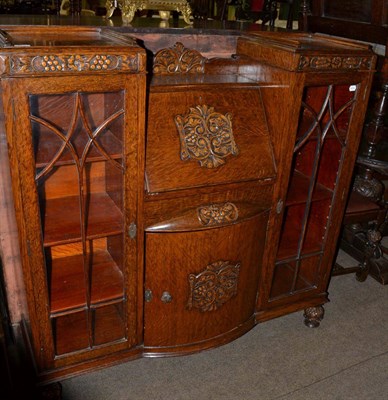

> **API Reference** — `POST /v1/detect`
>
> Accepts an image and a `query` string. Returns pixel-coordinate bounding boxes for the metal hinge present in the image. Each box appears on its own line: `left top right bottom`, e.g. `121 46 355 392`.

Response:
276 199 284 214
128 222 137 239
145 289 153 302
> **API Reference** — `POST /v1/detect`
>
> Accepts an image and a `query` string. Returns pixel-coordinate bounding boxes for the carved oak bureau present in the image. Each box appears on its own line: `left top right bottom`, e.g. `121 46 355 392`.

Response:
0 25 376 389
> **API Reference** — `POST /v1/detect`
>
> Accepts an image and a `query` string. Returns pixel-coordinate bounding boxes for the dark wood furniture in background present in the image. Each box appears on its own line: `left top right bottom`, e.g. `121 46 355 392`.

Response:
0 24 376 396
0 1 82 15
300 0 388 284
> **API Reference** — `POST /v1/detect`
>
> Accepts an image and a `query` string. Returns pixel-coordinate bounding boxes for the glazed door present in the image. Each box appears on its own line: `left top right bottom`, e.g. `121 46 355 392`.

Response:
4 74 144 370
144 211 268 354
269 81 365 303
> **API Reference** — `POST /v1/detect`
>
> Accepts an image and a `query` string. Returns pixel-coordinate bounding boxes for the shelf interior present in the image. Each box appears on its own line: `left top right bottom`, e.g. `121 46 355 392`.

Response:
286 170 332 206
270 255 321 299
276 199 330 261
41 192 123 246
49 247 124 315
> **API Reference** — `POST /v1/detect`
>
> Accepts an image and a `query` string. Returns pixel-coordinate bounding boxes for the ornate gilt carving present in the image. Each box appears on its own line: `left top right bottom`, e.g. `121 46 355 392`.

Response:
187 261 240 312
175 105 239 169
197 202 239 226
106 0 192 25
5 53 144 75
298 56 373 71
153 42 206 74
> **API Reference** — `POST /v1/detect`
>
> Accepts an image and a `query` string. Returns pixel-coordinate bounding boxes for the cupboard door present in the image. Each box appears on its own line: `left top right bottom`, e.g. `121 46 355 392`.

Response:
5 75 143 369
270 83 359 301
144 212 268 353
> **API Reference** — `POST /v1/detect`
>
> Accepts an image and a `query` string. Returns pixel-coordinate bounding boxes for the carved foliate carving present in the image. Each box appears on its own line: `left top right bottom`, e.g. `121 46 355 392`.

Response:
353 174 384 202
197 202 238 226
4 53 144 75
153 42 206 74
175 105 239 169
187 260 240 312
298 56 373 71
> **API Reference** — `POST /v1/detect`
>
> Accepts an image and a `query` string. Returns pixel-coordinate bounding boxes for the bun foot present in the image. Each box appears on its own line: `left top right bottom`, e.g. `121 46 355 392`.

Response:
303 305 324 328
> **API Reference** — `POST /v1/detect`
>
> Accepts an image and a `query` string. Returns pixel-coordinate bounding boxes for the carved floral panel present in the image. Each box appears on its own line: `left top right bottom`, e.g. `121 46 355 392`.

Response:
197 202 239 226
175 104 239 169
298 56 373 71
187 260 240 312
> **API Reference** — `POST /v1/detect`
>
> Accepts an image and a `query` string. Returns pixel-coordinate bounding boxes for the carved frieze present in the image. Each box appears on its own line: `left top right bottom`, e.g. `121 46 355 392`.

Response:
197 202 239 226
153 42 206 74
298 56 373 71
175 104 239 169
187 260 240 312
0 53 144 75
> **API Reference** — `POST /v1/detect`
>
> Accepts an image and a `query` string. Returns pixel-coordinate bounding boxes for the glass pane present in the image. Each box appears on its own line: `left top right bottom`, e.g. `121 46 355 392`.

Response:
30 90 127 354
89 235 124 306
93 303 126 346
272 83 355 301
53 311 89 355
30 91 124 166
270 255 321 300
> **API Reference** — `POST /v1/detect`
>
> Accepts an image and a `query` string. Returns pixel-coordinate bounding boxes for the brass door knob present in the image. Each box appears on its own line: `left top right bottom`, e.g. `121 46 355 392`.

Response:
161 291 172 303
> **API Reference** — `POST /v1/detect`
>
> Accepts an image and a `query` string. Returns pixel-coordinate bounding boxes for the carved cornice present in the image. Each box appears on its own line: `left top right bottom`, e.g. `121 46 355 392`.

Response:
197 202 239 226
0 52 145 75
175 104 239 169
298 55 373 71
187 260 240 312
153 42 206 74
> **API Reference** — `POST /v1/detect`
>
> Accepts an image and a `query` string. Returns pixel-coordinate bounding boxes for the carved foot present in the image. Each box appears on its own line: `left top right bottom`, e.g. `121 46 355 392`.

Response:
368 255 388 285
355 262 369 282
180 4 193 24
105 1 116 18
303 305 324 328
36 382 62 400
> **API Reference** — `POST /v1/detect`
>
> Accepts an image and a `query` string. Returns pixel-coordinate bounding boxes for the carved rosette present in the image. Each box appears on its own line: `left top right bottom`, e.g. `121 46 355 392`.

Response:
175 104 239 169
197 202 239 226
2 52 144 75
298 56 373 71
153 42 206 74
187 260 240 312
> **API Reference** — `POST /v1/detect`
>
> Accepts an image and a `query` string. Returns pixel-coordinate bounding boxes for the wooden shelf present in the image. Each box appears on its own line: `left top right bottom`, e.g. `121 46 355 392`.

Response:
93 303 126 346
34 129 123 168
42 192 123 247
276 200 330 262
54 311 90 356
53 302 127 355
286 170 332 206
270 261 315 299
50 249 124 315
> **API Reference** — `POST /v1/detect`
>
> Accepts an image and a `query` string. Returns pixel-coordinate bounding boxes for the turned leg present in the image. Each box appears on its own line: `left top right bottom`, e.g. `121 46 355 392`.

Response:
303 305 324 328
299 0 312 31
